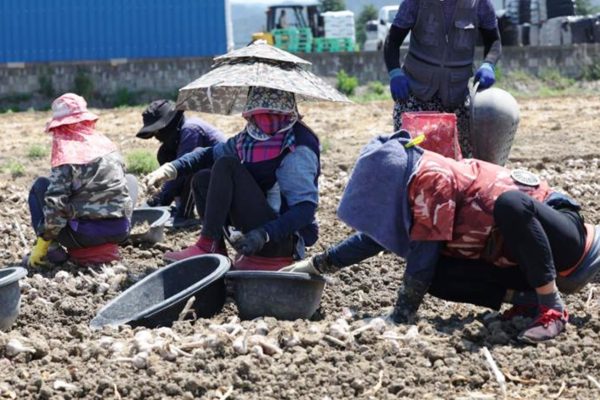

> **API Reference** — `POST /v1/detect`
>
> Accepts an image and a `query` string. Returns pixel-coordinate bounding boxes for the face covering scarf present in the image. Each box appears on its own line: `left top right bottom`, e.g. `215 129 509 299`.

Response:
49 121 117 168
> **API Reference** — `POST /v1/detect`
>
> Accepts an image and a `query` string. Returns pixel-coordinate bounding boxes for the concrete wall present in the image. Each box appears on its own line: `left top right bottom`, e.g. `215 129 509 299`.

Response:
1 44 599 109
301 44 600 82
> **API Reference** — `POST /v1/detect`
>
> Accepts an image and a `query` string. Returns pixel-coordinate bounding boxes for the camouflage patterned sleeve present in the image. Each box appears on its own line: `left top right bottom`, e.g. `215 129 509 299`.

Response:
41 165 74 239
409 169 457 242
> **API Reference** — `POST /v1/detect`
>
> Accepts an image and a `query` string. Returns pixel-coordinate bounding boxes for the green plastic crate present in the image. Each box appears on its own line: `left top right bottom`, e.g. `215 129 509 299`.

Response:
313 37 354 53
272 27 312 52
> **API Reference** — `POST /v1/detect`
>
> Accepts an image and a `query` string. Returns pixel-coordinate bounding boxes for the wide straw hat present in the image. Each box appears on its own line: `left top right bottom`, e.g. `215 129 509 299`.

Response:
176 41 350 115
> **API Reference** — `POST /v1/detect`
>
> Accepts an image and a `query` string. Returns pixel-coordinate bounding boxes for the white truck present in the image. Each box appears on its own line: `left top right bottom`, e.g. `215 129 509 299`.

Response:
363 4 408 51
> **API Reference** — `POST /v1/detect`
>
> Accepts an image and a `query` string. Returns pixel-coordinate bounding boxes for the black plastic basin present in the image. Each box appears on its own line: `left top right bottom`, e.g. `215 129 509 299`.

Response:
90 255 230 329
226 271 326 321
129 207 170 245
0 267 27 331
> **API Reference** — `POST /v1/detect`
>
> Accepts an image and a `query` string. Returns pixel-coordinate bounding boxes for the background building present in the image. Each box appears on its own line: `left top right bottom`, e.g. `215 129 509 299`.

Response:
0 0 233 63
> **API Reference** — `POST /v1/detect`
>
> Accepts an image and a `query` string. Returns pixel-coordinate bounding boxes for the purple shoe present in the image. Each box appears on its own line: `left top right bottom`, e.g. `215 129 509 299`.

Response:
518 306 568 344
47 245 69 264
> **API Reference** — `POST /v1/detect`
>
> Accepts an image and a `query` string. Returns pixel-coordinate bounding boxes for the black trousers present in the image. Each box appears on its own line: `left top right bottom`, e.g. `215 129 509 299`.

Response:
429 257 532 310
191 157 295 257
494 190 586 288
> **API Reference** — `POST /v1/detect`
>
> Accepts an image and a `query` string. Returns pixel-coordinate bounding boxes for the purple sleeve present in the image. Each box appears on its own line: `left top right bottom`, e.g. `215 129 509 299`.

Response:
478 0 498 30
392 0 418 29
178 119 227 158
176 127 201 158
195 120 227 148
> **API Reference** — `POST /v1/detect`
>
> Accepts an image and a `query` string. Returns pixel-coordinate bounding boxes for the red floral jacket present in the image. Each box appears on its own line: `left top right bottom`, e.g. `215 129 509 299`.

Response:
408 151 551 266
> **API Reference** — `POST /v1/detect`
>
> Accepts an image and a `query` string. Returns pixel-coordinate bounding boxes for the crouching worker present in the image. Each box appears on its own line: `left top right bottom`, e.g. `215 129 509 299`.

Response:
145 87 320 270
284 131 600 344
137 100 225 228
27 93 137 267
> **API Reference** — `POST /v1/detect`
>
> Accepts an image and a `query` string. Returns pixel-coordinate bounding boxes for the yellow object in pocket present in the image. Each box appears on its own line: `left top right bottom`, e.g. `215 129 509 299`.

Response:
404 134 426 148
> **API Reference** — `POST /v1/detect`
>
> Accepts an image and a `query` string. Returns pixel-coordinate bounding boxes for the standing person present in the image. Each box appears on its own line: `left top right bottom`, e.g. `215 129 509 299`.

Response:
137 100 226 228
284 131 600 344
145 87 320 270
384 0 501 157
27 93 137 266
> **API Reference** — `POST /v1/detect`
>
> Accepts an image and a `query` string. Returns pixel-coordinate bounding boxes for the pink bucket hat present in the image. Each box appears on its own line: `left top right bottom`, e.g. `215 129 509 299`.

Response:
45 93 99 132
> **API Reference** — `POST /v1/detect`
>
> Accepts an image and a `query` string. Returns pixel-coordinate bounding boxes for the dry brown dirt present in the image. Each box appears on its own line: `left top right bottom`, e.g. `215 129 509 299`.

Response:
0 96 600 399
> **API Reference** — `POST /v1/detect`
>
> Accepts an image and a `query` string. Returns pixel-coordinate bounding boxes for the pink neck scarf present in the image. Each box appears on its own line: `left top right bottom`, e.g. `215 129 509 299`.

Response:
50 121 117 168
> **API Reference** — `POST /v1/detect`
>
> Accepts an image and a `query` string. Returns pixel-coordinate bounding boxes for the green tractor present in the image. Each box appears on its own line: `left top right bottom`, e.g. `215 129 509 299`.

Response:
251 1 355 53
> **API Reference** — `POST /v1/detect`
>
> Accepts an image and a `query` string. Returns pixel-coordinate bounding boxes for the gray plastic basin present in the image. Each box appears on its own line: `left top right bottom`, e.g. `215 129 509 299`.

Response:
226 271 326 321
91 254 230 329
0 267 27 331
129 207 170 245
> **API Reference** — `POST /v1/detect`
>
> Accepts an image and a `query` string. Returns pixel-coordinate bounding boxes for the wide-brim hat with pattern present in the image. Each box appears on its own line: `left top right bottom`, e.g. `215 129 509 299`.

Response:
46 93 99 132
176 42 350 115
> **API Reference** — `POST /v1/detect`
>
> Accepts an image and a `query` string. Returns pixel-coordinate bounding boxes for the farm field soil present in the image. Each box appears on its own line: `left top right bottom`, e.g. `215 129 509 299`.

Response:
0 96 600 399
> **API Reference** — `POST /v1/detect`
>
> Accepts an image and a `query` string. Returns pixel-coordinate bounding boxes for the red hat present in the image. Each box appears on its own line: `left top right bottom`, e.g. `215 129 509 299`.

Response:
45 93 99 132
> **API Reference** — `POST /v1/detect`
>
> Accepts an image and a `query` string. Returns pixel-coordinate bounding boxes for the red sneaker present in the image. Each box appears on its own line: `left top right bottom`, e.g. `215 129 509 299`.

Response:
163 236 227 262
501 304 539 321
517 306 568 344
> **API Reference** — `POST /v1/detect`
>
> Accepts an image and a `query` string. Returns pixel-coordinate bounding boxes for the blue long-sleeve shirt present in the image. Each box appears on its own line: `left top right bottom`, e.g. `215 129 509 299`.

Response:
158 117 225 205
327 232 443 284
172 132 319 245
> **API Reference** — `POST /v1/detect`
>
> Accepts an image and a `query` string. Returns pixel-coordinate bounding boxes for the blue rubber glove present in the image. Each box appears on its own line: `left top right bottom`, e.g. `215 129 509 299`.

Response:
389 68 410 102
475 62 495 89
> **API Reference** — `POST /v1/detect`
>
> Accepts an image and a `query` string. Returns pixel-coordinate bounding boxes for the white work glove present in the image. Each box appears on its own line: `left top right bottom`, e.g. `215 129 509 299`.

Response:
280 257 320 274
144 163 177 189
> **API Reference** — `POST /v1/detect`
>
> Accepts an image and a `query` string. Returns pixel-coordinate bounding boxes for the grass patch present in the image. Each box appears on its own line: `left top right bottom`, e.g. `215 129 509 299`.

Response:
38 74 54 98
113 88 136 107
539 68 575 90
582 62 600 81
27 144 49 159
73 68 94 98
3 161 25 178
321 137 332 154
351 81 391 102
125 150 158 175
336 70 359 96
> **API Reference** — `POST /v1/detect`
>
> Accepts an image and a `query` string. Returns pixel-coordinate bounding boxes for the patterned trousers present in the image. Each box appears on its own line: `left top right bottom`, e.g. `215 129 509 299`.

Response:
393 94 473 158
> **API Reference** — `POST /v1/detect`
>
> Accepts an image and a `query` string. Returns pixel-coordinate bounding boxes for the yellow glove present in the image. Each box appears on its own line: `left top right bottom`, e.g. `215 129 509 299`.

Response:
28 237 51 267
144 163 177 189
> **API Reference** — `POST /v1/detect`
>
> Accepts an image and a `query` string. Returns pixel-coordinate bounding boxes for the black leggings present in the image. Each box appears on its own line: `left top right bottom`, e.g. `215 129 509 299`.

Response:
192 157 295 257
494 190 586 288
429 190 586 309
429 256 531 310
